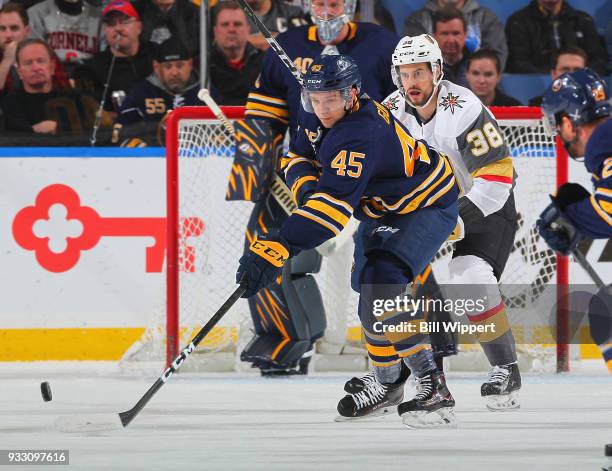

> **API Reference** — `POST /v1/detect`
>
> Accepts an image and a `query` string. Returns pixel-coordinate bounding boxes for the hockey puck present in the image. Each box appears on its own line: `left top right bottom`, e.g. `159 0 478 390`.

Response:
606 444 612 457
40 381 52 402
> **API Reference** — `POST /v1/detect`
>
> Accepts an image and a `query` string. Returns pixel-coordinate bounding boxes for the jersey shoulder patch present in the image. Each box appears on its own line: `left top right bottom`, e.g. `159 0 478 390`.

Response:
382 90 403 112
436 81 484 136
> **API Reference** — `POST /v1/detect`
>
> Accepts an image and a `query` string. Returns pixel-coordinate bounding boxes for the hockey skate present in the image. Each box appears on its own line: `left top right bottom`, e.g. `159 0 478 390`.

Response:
481 363 521 411
336 367 409 421
398 371 456 429
343 363 411 394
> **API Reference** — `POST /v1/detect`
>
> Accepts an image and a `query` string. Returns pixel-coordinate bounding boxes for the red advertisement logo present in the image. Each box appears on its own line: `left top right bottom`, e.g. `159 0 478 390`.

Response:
12 184 204 273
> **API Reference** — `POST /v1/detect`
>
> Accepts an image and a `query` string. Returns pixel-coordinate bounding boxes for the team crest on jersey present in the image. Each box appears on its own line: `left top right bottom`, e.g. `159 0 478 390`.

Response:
440 92 466 114
383 95 400 111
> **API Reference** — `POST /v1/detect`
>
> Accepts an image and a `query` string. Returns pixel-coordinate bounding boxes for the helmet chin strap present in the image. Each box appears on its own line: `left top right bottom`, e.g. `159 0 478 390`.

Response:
403 68 443 111
405 83 440 110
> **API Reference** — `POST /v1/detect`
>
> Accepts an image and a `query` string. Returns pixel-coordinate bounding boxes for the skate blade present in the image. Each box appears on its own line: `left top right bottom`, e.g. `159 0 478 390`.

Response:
401 407 457 429
484 390 520 412
334 406 395 422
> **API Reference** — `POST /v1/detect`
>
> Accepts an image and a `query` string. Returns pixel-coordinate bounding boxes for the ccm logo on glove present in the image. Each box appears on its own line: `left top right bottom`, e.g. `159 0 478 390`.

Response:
250 240 290 267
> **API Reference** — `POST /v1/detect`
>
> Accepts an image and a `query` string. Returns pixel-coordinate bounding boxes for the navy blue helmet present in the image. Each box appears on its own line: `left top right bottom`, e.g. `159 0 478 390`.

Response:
301 54 361 113
542 68 611 136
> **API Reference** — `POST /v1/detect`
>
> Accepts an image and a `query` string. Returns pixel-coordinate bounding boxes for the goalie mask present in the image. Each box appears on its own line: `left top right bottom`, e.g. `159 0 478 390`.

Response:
301 54 361 117
391 34 444 110
303 0 356 44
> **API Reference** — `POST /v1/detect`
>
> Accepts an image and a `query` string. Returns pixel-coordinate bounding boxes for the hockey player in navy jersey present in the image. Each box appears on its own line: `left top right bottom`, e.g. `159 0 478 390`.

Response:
233 0 399 376
538 68 612 375
237 55 460 427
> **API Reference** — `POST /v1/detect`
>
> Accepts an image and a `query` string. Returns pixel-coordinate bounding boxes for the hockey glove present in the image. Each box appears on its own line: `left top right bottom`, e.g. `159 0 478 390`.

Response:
553 182 591 210
236 233 291 298
536 200 584 255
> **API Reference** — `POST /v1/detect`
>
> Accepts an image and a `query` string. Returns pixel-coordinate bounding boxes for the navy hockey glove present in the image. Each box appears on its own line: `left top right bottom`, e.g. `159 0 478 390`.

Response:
536 200 583 255
236 233 291 298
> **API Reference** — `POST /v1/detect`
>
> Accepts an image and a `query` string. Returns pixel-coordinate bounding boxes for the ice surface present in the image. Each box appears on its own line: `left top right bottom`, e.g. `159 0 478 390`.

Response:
0 361 610 471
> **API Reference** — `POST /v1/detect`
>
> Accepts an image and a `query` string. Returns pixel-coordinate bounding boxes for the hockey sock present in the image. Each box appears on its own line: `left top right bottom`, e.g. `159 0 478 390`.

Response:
402 347 437 378
467 301 518 366
373 362 401 384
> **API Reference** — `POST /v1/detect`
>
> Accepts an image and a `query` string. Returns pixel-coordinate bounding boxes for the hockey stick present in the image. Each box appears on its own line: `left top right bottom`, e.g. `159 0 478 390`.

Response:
197 88 297 216
235 0 303 86
572 248 606 290
91 34 121 147
118 282 246 426
54 282 247 431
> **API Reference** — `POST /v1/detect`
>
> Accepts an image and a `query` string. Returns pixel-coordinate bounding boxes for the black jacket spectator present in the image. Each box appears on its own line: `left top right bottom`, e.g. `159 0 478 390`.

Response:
136 0 200 56
73 41 156 111
442 47 470 89
491 91 522 106
209 42 263 105
1 88 96 133
405 0 507 70
505 0 609 75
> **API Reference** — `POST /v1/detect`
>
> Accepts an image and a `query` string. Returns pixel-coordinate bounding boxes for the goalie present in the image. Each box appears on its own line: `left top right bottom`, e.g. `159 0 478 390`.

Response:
537 68 612 375
237 54 460 427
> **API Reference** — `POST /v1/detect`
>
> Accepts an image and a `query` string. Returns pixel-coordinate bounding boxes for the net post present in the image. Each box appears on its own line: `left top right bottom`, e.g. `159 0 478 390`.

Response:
165 108 182 367
555 135 570 373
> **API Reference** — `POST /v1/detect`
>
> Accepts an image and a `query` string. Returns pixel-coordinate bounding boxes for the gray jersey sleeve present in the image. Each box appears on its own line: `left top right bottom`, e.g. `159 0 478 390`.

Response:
456 107 510 175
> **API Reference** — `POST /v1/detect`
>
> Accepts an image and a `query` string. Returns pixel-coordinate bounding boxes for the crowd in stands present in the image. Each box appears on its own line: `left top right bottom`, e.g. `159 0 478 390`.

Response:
0 0 608 146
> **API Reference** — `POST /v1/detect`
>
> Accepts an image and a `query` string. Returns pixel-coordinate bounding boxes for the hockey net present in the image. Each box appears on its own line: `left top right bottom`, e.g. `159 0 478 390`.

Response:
122 106 569 373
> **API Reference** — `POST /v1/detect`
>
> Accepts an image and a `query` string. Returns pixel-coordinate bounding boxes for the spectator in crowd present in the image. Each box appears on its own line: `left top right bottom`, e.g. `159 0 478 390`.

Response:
432 6 470 88
27 0 102 74
73 0 155 114
1 38 95 134
117 37 201 130
355 0 395 33
505 0 609 75
0 3 69 94
136 0 199 56
528 46 587 106
404 0 507 69
466 48 521 106
210 1 263 105
234 0 307 51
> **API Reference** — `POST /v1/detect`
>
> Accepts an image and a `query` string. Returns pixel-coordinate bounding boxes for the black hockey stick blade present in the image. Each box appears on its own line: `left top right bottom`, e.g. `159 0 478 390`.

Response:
118 282 248 427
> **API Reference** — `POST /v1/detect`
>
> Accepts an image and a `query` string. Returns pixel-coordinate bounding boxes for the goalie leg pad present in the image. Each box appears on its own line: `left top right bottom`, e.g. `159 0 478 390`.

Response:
227 119 282 202
241 199 326 371
240 333 312 375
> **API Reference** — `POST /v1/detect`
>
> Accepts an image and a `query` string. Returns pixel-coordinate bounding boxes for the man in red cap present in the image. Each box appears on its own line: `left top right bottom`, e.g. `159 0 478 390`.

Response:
73 0 155 118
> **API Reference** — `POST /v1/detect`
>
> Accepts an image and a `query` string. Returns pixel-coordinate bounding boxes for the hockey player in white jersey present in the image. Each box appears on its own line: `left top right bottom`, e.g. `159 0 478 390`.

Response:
340 34 522 414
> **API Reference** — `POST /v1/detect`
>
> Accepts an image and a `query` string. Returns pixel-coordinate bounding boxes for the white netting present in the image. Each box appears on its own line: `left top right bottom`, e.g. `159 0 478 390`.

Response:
122 109 564 372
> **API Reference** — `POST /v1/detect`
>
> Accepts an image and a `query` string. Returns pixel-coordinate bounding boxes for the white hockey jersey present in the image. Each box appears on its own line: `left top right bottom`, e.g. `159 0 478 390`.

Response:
28 0 102 65
382 80 514 216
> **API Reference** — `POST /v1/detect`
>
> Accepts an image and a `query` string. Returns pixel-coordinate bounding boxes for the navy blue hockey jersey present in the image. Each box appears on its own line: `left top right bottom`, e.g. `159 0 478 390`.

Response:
118 75 203 125
278 97 459 252
244 22 398 136
564 118 612 238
